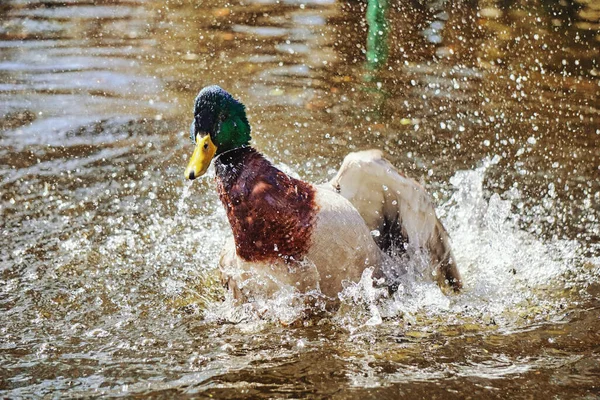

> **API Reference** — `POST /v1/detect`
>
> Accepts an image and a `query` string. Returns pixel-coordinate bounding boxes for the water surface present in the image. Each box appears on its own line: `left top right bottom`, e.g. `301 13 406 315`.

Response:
1 0 599 397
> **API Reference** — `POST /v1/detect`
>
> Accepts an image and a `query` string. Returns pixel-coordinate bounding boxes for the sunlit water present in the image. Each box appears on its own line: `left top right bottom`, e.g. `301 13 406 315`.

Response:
1 0 599 397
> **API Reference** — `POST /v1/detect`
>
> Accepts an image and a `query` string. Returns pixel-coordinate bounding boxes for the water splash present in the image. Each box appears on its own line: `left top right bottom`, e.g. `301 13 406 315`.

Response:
202 158 594 332
331 158 592 333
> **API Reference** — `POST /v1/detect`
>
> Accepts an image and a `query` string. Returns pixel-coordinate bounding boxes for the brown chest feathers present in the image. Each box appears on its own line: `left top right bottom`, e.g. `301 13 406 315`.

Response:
214 147 318 263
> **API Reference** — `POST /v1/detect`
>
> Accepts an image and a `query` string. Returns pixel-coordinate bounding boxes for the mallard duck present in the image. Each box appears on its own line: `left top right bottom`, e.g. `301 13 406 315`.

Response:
184 85 461 307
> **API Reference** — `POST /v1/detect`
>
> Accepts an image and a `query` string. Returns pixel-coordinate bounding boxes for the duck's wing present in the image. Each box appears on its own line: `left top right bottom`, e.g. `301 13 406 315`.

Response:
323 150 461 291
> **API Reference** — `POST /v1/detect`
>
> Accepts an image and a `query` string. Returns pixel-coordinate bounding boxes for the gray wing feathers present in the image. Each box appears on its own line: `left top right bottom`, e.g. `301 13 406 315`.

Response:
326 150 461 291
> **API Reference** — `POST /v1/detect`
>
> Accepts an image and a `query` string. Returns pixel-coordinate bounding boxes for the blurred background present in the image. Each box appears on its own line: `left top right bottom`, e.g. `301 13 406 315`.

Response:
1 0 599 397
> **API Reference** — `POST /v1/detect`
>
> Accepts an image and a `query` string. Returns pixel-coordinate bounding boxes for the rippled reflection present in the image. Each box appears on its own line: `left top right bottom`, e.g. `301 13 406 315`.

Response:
0 0 599 397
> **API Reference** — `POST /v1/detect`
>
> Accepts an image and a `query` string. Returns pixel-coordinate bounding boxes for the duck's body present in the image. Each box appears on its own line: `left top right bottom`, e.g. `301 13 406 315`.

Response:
215 147 382 303
184 85 461 307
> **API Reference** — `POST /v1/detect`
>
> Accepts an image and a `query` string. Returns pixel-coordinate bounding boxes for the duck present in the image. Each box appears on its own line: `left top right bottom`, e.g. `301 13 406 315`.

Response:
184 85 461 308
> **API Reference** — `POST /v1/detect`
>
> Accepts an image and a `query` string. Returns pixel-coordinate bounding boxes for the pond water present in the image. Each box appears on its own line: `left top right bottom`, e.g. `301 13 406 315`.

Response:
1 0 599 397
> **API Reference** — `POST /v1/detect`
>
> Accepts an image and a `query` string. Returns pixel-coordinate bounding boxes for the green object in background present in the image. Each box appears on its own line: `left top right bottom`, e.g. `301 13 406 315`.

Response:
366 0 389 71
364 0 390 116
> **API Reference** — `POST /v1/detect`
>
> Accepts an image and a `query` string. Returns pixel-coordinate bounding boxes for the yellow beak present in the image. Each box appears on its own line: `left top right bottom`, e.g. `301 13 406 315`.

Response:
185 134 217 180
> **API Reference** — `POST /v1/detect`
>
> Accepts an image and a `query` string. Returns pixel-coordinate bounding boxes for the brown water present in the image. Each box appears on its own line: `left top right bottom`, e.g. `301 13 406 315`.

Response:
1 0 599 397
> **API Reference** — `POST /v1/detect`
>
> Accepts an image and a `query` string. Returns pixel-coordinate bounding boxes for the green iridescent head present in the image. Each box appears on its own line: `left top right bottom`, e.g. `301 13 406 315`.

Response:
185 86 251 179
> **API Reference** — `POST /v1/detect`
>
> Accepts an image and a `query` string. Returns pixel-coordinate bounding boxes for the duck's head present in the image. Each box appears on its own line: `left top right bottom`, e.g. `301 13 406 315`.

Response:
185 85 251 180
